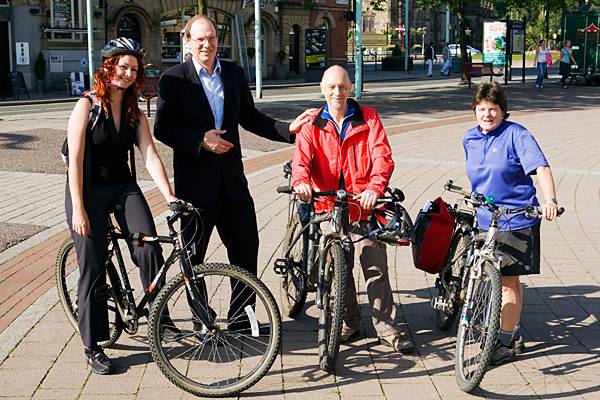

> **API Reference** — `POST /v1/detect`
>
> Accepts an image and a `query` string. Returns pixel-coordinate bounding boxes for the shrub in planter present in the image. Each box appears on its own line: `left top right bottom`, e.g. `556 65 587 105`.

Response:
34 52 46 93
382 44 405 71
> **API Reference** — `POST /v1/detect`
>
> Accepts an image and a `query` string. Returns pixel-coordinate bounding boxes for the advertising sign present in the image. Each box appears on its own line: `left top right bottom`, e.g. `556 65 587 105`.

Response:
49 55 63 73
16 42 29 65
511 21 525 54
305 29 327 68
483 21 507 65
53 0 72 28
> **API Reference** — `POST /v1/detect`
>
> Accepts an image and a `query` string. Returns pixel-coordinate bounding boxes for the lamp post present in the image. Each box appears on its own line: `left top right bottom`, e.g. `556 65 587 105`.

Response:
552 32 557 49
421 27 427 56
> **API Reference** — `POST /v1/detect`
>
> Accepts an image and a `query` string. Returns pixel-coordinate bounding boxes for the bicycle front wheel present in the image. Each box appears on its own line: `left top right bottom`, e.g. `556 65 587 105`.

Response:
318 241 347 372
281 210 308 319
55 238 123 348
455 260 502 393
148 263 281 398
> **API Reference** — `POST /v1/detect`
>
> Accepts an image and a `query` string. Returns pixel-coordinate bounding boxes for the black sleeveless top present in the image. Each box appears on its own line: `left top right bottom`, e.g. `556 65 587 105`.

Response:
89 108 136 186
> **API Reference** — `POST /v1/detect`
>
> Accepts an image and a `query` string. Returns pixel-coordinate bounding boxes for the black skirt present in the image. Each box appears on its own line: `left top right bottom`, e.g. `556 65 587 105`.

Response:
493 223 541 276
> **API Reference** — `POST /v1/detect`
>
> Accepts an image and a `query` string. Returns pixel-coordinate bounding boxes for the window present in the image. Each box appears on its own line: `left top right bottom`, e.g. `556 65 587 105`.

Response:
210 9 233 59
50 0 85 41
363 16 375 33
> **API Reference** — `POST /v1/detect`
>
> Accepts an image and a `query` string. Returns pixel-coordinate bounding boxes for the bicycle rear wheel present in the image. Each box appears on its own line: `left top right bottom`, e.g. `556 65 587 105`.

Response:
55 238 123 348
454 260 502 392
435 232 469 331
318 241 346 372
148 263 281 398
281 211 308 319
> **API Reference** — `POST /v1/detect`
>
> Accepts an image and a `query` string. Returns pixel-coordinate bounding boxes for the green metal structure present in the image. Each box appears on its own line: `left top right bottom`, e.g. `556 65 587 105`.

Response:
563 11 600 82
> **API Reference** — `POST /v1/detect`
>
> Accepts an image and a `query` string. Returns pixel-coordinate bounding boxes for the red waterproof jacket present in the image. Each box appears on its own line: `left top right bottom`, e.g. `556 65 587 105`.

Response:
291 100 394 221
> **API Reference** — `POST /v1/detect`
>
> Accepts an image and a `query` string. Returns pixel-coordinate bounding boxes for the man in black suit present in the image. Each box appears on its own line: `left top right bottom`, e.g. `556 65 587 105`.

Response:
154 15 309 331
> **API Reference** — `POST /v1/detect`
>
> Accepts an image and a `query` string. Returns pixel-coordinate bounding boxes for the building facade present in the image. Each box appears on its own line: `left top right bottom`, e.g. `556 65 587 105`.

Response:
1 0 350 95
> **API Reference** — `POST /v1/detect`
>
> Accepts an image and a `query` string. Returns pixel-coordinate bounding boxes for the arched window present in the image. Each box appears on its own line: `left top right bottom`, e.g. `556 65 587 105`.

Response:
117 14 141 45
209 9 233 59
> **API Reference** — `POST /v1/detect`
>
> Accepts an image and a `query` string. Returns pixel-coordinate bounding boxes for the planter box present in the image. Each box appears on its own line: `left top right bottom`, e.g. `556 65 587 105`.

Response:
381 57 414 71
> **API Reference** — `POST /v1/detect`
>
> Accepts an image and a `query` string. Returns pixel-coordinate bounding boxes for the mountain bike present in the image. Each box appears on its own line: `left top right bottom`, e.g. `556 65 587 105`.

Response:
434 180 564 393
274 170 412 372
55 202 281 397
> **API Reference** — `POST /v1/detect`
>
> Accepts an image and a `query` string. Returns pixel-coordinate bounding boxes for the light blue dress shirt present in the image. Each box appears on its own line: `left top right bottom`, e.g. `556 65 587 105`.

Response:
193 58 224 130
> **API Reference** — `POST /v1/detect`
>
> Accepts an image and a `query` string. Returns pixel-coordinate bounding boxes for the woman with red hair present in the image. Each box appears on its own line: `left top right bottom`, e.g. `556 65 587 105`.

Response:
64 38 178 375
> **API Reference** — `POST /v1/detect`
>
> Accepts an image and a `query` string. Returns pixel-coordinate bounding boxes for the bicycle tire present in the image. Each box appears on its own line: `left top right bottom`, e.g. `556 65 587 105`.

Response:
55 238 123 348
435 232 469 331
148 263 281 398
454 260 502 393
281 211 308 319
318 241 347 372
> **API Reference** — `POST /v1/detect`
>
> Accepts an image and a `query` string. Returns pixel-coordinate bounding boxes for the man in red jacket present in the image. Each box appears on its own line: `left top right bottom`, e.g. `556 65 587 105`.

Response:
291 65 414 353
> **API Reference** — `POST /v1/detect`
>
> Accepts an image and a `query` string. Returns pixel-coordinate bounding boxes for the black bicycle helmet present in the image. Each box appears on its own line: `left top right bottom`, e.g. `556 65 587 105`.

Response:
101 37 143 59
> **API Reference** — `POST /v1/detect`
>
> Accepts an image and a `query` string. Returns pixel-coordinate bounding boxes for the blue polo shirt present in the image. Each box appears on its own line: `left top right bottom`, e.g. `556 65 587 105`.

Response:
322 101 356 141
463 120 549 231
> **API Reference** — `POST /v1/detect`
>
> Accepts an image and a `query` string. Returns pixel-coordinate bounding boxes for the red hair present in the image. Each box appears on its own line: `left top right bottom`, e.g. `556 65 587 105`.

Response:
92 54 145 128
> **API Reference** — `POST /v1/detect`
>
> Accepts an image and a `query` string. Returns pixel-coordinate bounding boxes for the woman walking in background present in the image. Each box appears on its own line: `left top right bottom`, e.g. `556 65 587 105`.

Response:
535 39 550 88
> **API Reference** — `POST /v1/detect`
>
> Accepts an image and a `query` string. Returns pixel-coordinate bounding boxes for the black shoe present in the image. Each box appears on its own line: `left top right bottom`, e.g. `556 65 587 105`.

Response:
193 321 209 338
85 347 113 375
491 340 516 365
160 317 181 342
514 336 525 354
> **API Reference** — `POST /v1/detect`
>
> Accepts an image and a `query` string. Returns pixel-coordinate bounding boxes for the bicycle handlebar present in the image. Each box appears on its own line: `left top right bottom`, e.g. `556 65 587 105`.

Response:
444 180 565 219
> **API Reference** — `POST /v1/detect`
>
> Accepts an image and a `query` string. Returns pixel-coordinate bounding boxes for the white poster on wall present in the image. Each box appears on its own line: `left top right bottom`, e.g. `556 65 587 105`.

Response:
49 55 64 72
16 42 30 65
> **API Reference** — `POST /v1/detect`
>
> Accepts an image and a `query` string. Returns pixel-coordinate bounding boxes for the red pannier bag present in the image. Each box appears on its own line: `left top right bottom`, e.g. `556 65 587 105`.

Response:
411 197 456 274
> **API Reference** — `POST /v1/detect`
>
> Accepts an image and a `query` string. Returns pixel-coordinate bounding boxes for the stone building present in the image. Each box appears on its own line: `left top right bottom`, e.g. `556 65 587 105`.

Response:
1 0 350 95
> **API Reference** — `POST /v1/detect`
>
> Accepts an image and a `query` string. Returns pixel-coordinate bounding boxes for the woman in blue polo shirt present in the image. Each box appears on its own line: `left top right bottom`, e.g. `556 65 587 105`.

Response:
463 82 559 365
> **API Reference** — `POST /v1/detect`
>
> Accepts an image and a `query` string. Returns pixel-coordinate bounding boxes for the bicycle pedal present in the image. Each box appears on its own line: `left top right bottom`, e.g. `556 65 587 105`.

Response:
273 259 289 275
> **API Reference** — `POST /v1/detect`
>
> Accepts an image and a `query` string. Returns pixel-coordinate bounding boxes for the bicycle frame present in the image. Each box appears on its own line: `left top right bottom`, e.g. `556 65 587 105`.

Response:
103 209 217 335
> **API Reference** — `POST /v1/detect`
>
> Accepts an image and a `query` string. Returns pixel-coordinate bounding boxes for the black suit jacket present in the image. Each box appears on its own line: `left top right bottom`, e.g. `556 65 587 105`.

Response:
154 60 292 206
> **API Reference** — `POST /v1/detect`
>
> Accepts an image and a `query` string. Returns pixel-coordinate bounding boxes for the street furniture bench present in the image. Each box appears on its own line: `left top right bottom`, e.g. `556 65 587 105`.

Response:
463 62 503 88
139 76 159 117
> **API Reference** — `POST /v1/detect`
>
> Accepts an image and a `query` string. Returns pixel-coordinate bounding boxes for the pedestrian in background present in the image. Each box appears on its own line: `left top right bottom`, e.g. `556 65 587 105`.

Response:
535 39 550 88
425 42 435 77
440 42 451 76
559 40 577 88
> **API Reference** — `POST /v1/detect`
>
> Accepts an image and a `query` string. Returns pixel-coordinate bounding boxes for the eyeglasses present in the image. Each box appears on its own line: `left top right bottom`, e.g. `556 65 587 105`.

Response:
189 36 217 46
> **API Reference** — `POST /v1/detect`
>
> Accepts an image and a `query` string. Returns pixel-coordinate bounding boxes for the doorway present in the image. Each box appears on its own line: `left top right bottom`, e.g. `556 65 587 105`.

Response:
289 25 300 74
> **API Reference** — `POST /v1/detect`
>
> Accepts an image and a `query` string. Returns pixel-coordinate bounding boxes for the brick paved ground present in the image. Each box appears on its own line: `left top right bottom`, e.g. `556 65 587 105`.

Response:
0 81 599 399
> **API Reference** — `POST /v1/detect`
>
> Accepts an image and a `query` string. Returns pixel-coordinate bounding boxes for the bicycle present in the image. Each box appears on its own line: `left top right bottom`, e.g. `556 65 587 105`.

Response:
274 168 413 372
55 202 281 397
432 180 564 393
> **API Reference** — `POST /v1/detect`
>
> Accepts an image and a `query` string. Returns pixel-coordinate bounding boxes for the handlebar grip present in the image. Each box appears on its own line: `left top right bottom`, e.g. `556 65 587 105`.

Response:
277 186 294 194
444 180 472 197
169 202 193 212
557 207 565 216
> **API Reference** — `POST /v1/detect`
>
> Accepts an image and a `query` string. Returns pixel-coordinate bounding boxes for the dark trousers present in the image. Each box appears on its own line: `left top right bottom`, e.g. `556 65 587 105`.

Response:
560 61 572 86
181 196 259 324
65 181 164 348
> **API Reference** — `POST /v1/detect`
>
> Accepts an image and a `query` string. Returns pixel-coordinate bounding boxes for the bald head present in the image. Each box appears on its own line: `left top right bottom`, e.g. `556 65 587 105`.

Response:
321 65 351 87
320 65 352 115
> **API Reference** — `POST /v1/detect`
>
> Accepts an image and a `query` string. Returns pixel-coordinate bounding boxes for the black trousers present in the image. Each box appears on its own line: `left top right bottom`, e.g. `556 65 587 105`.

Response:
65 181 164 348
181 195 259 325
560 61 572 86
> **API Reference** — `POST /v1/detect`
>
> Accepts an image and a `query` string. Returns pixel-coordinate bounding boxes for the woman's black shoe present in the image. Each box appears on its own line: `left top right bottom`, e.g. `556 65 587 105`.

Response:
85 347 113 375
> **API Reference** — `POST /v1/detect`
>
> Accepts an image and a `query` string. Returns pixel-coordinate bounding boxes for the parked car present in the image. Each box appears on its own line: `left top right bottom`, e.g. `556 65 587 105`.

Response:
448 44 481 57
